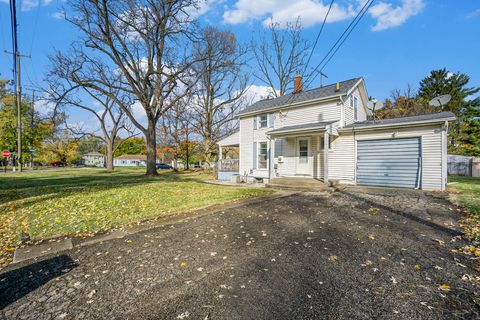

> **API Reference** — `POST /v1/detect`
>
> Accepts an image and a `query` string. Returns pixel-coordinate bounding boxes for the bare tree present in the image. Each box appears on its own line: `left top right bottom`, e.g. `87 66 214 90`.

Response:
191 27 249 167
157 99 192 169
251 18 309 97
48 57 139 171
57 0 200 175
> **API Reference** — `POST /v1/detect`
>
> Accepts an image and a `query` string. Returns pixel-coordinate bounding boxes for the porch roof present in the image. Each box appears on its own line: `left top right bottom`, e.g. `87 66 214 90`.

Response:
266 121 334 137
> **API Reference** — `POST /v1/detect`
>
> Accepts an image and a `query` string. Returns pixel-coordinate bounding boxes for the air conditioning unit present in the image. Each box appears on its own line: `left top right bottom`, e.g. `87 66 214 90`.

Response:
277 156 284 163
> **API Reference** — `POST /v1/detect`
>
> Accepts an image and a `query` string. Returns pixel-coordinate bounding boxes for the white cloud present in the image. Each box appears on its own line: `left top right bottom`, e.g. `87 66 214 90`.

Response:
244 84 276 103
50 11 65 20
223 0 355 28
17 0 54 12
466 8 480 20
369 0 425 31
187 0 221 18
223 0 424 31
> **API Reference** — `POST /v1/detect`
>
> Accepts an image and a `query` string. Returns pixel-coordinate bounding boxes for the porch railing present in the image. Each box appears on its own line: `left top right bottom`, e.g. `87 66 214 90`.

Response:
216 159 239 181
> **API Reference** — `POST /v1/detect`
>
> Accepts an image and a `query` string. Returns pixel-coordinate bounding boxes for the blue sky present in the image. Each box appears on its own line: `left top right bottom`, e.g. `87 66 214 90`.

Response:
0 0 479 126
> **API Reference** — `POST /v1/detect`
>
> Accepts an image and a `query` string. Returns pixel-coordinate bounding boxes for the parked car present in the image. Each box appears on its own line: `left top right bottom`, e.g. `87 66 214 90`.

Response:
50 161 67 167
156 163 173 170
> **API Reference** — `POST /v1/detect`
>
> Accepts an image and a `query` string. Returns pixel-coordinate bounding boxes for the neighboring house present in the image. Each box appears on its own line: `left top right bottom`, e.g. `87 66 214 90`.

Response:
114 154 149 167
83 152 105 167
218 75 456 191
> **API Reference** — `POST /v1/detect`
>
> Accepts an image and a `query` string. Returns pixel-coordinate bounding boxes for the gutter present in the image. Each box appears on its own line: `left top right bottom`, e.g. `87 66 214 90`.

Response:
267 125 330 136
337 117 457 132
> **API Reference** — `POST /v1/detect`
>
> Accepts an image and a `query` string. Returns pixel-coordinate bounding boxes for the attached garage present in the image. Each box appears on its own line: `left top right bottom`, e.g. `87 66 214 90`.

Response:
330 112 457 191
356 138 421 188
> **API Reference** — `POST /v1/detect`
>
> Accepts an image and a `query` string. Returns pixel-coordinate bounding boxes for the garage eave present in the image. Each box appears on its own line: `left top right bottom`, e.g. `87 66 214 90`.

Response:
338 115 456 133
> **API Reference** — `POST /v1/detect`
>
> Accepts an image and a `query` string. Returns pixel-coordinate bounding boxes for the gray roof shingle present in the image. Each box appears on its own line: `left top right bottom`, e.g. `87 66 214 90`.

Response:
341 111 456 130
238 77 362 116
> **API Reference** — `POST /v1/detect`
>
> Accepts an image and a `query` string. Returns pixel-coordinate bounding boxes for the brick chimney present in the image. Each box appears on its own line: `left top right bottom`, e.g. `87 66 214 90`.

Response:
293 72 303 94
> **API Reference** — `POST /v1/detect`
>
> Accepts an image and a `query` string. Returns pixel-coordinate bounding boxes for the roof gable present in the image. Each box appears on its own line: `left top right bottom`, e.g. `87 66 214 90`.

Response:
238 77 362 116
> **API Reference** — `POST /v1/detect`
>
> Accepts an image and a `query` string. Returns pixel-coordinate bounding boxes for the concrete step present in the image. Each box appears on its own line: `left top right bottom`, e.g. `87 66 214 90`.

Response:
266 178 332 192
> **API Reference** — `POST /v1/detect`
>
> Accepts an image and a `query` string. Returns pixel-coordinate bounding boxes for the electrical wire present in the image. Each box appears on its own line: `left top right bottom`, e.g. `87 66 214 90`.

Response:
302 0 335 76
304 0 374 88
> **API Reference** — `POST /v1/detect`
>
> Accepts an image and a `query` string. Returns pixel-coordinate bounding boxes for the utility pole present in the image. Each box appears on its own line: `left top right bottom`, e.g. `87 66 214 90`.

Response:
7 0 31 172
5 51 30 172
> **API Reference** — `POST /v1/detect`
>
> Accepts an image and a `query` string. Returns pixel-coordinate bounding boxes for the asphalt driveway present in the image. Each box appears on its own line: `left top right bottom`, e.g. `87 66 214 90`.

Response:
1 188 479 319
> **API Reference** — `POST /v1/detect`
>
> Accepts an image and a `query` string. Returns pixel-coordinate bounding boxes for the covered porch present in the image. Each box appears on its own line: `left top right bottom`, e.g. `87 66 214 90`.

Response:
266 122 335 185
217 130 240 181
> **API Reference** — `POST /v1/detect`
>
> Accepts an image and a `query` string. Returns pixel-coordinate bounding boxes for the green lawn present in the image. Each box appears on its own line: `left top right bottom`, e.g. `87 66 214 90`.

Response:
0 168 273 266
448 176 480 216
448 175 480 246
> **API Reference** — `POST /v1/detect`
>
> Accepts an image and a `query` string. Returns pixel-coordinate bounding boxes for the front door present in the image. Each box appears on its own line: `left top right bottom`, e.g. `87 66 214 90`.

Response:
296 137 311 175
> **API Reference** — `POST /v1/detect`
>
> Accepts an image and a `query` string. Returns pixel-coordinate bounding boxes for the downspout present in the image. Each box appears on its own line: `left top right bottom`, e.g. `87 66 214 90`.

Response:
353 127 357 185
267 135 272 183
339 95 346 127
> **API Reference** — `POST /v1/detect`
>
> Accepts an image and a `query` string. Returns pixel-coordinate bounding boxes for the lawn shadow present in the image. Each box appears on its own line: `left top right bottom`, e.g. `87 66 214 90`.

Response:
0 170 205 208
337 189 462 237
0 255 77 310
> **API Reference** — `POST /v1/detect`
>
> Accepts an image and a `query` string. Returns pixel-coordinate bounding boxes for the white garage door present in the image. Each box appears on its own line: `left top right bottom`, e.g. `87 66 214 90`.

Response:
356 138 421 188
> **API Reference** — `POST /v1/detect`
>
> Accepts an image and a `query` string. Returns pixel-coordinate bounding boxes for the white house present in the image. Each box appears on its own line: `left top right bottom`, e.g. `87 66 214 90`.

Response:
113 154 148 167
83 152 105 167
218 75 456 191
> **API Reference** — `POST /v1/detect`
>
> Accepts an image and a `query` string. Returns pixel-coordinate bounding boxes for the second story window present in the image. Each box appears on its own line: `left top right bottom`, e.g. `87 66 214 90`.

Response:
350 95 359 121
259 114 268 128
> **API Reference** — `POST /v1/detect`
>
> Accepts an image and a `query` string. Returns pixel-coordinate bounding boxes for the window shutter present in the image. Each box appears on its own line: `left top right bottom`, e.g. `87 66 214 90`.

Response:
268 113 274 128
253 116 257 130
252 142 257 169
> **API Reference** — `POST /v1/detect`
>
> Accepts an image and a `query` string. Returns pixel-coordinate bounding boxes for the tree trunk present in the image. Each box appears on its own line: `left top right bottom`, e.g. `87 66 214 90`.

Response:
203 138 212 170
146 120 158 176
106 141 114 171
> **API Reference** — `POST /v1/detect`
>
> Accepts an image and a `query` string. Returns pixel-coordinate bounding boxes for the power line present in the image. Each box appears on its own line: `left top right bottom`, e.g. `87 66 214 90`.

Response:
319 0 374 73
304 0 374 88
302 0 335 76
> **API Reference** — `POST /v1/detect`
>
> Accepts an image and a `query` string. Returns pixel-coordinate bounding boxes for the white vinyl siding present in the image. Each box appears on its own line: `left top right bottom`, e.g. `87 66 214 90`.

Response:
328 124 445 190
240 99 341 179
328 133 355 184
345 87 367 125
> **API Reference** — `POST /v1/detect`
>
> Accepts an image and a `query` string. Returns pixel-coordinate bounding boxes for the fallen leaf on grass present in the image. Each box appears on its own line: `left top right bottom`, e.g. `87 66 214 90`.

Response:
328 255 338 262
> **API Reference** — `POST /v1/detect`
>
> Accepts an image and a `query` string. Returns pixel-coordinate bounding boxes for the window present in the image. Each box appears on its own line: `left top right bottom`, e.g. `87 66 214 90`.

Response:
259 114 268 128
319 136 333 150
258 141 268 169
350 95 359 121
298 140 308 164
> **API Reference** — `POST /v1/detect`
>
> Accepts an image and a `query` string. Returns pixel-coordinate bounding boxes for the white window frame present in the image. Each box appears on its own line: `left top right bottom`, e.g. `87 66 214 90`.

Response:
351 95 359 121
258 114 268 128
257 141 269 170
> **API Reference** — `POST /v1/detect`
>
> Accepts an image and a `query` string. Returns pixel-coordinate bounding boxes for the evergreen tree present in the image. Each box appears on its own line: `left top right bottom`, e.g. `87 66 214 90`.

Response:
418 69 480 155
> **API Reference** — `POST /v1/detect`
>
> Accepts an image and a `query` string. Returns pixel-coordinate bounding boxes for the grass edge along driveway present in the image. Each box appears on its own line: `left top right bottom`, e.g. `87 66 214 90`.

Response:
448 175 480 246
0 168 273 267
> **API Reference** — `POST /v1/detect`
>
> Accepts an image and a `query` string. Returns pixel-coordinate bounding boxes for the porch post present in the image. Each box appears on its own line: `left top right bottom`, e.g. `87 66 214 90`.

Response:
324 132 329 185
218 146 223 160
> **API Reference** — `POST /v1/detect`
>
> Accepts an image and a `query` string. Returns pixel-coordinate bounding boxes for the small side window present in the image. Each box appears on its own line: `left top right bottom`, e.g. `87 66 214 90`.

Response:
353 95 359 121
